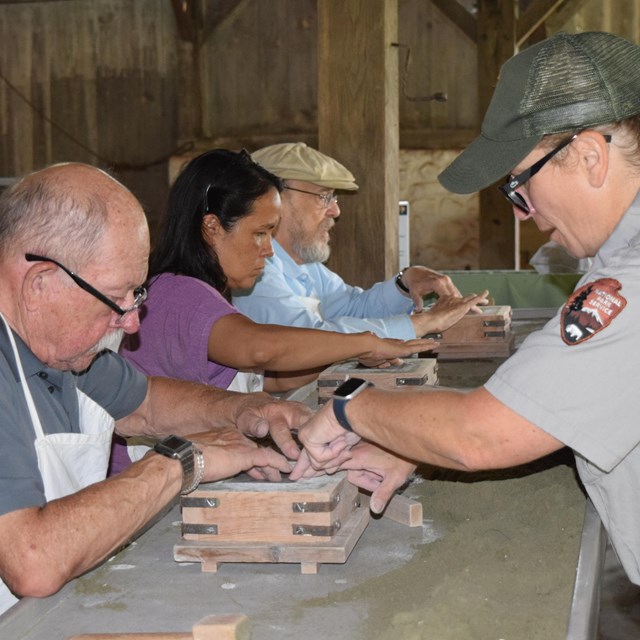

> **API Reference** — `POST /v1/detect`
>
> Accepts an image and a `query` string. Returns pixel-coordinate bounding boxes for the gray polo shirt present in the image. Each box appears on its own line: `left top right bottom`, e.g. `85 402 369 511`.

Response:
0 325 147 516
485 192 640 584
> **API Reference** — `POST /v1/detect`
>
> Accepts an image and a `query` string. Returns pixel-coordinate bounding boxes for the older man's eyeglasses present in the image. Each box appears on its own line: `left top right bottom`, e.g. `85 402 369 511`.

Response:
283 186 337 208
25 253 147 318
499 130 612 214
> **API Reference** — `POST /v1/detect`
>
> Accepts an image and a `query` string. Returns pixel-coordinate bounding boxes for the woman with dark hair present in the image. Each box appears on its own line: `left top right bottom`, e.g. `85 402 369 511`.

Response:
119 149 435 398
150 149 278 301
109 149 437 473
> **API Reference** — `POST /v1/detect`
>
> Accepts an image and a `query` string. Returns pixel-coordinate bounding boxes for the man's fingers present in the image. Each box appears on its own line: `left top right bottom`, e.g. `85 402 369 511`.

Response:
345 469 383 492
267 423 300 460
369 482 397 514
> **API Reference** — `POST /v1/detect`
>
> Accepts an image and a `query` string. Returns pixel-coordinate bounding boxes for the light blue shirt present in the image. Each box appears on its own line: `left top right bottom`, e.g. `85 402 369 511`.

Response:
232 240 416 339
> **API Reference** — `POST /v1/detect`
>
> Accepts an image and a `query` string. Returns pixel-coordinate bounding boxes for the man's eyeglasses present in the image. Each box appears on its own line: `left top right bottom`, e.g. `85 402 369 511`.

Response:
283 186 337 208
499 130 612 214
25 253 147 319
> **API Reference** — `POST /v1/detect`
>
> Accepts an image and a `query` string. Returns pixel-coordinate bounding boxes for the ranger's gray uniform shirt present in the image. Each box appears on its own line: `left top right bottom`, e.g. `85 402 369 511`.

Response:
485 191 640 584
0 326 147 517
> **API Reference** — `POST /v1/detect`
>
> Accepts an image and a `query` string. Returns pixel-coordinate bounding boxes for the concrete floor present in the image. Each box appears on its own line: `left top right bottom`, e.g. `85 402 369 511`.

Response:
436 319 640 640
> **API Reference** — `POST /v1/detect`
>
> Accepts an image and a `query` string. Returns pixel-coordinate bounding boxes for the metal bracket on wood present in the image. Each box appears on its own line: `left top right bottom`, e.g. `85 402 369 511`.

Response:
292 521 341 537
292 494 341 513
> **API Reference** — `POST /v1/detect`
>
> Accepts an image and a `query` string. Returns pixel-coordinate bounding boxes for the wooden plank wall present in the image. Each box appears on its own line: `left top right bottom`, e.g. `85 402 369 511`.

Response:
318 0 400 288
199 0 479 146
0 0 180 226
201 0 318 145
1 0 639 274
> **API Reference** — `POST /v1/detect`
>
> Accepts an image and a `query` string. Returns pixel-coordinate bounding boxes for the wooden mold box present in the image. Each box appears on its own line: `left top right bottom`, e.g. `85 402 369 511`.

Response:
317 357 437 404
426 305 515 360
175 472 369 574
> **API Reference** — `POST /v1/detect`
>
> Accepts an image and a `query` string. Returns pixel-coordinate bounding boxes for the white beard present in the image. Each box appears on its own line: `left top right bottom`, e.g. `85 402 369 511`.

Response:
294 240 331 264
93 329 125 353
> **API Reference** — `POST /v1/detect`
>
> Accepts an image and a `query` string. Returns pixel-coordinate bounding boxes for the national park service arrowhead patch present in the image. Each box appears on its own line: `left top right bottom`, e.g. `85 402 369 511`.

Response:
561 278 626 345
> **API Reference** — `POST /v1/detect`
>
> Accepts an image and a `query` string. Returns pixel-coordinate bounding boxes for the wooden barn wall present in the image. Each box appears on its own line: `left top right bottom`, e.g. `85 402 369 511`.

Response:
201 0 318 145
198 0 640 270
1 0 640 269
200 0 477 140
0 0 179 227
198 0 480 269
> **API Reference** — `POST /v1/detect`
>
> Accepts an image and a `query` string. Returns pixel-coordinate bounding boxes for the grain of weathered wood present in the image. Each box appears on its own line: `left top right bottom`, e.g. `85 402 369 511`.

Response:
192 614 250 640
0 0 629 271
66 635 191 639
318 0 399 289
181 474 359 543
175 505 370 574
430 305 511 343
428 305 515 359
65 614 249 640
429 0 477 42
476 0 516 269
517 0 565 45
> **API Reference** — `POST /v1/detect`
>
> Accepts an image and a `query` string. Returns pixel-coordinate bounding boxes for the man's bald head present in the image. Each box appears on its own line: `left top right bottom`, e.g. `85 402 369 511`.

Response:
0 163 148 270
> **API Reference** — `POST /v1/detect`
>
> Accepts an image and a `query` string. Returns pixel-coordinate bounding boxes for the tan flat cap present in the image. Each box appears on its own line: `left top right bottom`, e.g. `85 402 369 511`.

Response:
251 142 359 191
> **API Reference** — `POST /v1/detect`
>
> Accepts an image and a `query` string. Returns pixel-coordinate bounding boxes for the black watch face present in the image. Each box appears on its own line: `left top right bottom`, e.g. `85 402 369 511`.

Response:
159 435 189 452
335 377 366 398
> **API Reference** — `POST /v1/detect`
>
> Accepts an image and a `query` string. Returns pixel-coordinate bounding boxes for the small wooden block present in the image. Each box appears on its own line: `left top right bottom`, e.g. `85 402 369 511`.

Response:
433 333 516 360
428 305 512 344
359 492 423 527
427 305 512 344
424 305 515 360
66 635 191 639
300 561 319 574
317 358 437 404
65 615 249 640
192 614 250 640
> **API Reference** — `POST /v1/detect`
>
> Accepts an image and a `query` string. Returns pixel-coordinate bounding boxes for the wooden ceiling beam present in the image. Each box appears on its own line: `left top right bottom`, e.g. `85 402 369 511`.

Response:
170 0 247 46
201 0 248 45
546 0 592 30
170 0 198 43
517 0 565 46
429 0 477 43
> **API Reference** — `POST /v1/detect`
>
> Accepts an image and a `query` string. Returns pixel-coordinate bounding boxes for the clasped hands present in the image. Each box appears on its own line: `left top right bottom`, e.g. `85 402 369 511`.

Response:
252 398 415 514
288 402 416 514
191 392 415 514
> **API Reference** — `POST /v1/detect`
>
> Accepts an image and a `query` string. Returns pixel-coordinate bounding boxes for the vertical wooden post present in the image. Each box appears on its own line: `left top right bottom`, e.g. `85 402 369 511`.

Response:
477 0 517 269
317 0 399 288
171 0 203 142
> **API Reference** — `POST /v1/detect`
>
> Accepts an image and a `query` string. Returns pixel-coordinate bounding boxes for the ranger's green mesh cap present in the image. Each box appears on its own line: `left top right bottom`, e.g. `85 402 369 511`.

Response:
439 32 640 194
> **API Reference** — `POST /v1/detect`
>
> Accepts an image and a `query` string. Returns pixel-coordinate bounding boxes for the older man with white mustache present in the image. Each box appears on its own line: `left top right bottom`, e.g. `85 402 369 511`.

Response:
233 142 487 339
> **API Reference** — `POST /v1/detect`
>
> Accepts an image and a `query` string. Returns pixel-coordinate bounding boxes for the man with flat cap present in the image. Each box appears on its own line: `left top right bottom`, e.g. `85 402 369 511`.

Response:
290 31 640 587
233 142 487 339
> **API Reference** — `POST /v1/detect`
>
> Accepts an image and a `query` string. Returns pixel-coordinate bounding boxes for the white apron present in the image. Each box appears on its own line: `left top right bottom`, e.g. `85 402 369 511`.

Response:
0 315 115 615
227 370 264 393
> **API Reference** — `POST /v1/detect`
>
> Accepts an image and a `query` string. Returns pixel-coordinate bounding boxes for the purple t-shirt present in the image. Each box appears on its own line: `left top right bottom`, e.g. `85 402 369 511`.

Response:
120 273 240 386
111 273 240 474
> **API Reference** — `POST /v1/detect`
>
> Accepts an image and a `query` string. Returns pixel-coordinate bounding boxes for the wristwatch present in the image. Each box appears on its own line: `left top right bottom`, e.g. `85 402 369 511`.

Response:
153 435 204 495
332 377 373 432
395 267 410 294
